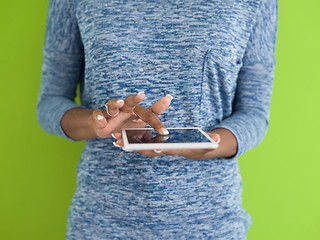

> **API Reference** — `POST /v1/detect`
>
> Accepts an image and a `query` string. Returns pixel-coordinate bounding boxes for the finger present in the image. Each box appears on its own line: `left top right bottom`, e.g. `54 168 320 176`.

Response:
105 98 124 117
131 118 145 123
161 149 188 156
126 129 150 139
120 92 145 113
148 134 169 143
161 148 207 156
102 104 144 134
93 110 107 130
134 105 169 135
113 141 122 148
149 95 173 115
161 148 211 160
141 129 154 142
135 150 164 157
207 132 221 143
114 138 124 147
112 132 122 139
92 110 110 138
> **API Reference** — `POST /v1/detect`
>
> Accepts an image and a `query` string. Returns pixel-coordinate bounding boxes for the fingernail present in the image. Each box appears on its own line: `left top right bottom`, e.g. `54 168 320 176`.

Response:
166 94 173 100
113 142 121 147
137 91 145 95
216 137 221 144
116 99 124 103
111 133 117 139
97 115 104 120
154 150 162 154
160 128 169 135
132 119 144 123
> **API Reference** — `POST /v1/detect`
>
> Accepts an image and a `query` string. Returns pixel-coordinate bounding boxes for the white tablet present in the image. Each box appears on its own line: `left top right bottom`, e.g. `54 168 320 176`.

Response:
122 127 218 151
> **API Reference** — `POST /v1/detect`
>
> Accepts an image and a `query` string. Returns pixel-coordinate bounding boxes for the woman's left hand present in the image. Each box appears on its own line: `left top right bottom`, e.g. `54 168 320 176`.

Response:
113 128 238 160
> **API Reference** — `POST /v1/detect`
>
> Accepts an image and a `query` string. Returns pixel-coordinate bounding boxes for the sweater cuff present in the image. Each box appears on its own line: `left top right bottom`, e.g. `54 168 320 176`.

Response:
37 96 85 141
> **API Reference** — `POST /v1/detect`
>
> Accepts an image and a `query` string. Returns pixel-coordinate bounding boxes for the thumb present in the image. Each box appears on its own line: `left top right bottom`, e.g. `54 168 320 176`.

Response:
92 109 110 138
208 132 221 144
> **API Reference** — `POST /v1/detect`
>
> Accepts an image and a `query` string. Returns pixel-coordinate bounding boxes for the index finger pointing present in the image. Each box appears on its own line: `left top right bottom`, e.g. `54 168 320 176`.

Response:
133 105 169 135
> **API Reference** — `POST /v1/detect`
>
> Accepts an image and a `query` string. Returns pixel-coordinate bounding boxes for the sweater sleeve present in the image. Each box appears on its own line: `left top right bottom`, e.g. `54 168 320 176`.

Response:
37 0 85 140
213 0 278 158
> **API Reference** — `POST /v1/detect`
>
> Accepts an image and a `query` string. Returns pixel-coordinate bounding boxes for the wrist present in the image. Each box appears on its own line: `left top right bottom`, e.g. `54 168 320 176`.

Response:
209 128 238 158
61 108 98 140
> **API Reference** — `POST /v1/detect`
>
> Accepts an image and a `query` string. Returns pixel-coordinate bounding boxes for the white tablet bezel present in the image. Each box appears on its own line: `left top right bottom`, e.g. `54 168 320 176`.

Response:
121 127 218 151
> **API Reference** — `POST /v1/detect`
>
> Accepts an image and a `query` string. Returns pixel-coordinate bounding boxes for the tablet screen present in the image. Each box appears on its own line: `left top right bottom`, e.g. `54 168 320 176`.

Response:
125 128 211 144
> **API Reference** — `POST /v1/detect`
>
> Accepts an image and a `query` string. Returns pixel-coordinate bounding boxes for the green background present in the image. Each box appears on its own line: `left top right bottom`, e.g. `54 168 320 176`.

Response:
1 0 319 239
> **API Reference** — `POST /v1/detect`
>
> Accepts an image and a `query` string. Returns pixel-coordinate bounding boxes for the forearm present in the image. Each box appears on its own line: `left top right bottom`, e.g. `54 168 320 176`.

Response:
61 107 97 141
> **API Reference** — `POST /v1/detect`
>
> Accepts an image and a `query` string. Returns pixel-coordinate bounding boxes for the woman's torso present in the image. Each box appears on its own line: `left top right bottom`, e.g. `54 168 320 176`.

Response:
67 0 260 238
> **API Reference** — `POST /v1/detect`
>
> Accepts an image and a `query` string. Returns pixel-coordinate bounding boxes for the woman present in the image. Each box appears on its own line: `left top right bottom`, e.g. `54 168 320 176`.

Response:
37 0 277 239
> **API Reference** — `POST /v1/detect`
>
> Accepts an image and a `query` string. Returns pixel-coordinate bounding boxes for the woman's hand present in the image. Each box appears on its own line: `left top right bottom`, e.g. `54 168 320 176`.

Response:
112 128 238 160
61 92 172 140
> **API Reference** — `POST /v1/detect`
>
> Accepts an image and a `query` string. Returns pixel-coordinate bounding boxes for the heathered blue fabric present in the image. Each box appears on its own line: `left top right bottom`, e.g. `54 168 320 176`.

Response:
37 0 277 239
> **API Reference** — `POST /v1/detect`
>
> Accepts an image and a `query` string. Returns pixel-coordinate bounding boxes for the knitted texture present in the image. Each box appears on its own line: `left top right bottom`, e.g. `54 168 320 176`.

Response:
37 0 277 239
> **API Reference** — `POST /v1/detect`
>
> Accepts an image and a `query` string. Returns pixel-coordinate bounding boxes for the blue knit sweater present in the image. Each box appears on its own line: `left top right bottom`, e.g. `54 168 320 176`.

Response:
37 0 277 239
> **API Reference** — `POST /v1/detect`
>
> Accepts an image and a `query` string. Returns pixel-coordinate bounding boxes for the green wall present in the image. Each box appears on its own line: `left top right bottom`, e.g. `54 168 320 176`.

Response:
1 1 319 239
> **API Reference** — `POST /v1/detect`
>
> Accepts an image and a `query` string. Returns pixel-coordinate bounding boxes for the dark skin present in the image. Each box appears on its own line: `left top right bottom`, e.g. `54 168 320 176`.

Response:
61 93 237 160
61 92 172 140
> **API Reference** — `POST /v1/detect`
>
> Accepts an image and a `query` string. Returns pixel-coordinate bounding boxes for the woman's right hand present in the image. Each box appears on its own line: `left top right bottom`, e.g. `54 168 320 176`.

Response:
92 92 172 138
61 92 172 141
